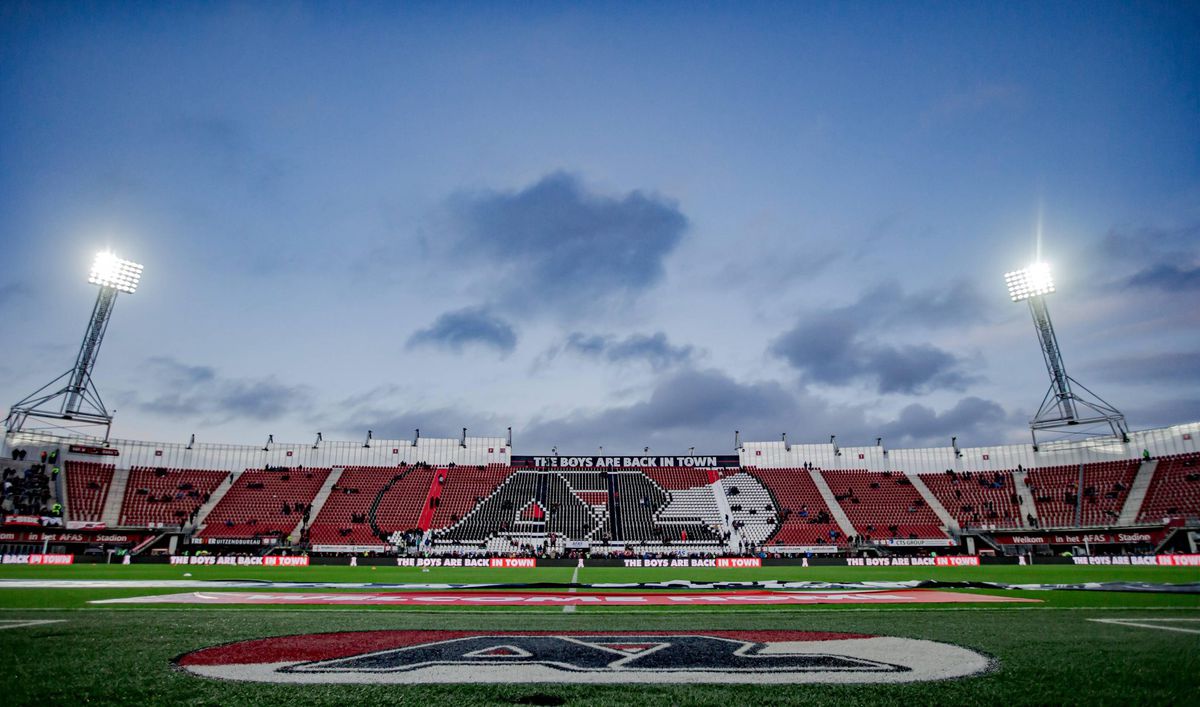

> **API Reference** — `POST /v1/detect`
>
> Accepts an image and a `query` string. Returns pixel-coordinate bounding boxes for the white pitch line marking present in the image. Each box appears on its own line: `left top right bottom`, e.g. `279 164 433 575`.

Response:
564 565 581 613
1088 618 1200 635
0 619 66 630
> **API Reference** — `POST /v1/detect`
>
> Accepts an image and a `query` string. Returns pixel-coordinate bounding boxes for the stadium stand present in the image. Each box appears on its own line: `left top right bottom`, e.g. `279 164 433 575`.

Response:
118 466 227 527
921 469 1024 529
300 467 398 546
1 459 54 517
741 468 845 547
372 464 437 538
1137 453 1200 523
64 461 114 522
821 469 948 540
611 471 720 544
427 468 722 548
199 467 329 539
428 465 514 530
436 470 541 543
1026 460 1139 527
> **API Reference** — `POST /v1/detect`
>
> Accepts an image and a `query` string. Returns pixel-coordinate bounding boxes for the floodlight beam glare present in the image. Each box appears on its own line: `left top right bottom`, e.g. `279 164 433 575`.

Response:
88 251 143 294
1004 262 1055 302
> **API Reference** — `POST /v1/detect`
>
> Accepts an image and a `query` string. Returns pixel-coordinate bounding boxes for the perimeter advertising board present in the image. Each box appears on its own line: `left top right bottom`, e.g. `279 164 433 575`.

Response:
992 530 1166 546
394 557 537 568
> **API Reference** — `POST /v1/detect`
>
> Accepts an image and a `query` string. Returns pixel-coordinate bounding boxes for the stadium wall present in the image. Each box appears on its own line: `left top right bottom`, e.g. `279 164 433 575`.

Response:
3 431 511 470
740 423 1199 473
5 422 1197 476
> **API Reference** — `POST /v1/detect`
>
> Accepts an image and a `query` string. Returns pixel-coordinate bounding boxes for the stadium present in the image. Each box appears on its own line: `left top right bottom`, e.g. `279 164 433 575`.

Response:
3 4 1199 706
0 251 1197 704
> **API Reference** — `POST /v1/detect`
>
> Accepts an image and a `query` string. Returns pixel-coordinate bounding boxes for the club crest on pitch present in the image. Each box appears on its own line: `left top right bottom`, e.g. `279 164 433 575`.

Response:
176 630 991 684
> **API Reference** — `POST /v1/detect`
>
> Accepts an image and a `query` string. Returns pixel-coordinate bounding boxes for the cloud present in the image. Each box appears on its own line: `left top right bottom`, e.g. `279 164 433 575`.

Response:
877 397 1008 447
521 368 803 452
769 281 982 394
1100 222 1200 293
1083 351 1200 384
548 332 696 371
442 172 688 314
0 281 32 307
518 367 1010 451
406 306 517 354
1124 397 1200 431
166 114 288 192
1124 263 1200 291
337 403 505 443
132 357 311 422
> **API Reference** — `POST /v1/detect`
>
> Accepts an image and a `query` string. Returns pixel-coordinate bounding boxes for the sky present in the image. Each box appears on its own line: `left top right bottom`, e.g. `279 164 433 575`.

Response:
1 1 1197 454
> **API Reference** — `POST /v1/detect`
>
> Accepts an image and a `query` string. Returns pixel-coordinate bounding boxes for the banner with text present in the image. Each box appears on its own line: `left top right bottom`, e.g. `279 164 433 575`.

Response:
394 557 538 568
1 554 74 565
993 530 1166 546
170 556 309 566
847 556 980 567
622 557 762 568
1069 554 1200 566
512 455 740 469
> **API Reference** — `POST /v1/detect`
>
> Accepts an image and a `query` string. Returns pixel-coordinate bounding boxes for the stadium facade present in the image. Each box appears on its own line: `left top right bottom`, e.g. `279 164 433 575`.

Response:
3 421 1197 559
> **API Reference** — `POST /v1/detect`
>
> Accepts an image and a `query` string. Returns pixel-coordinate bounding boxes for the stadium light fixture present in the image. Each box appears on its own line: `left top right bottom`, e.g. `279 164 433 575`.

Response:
6 248 145 440
89 251 143 294
1004 262 1054 302
1004 258 1127 447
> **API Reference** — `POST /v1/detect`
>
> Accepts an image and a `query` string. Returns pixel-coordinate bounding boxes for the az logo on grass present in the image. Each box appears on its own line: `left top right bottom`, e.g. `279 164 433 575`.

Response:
176 630 990 684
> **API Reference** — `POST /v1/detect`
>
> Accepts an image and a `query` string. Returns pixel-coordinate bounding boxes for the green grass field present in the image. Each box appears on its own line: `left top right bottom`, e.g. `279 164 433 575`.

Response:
1 563 1197 705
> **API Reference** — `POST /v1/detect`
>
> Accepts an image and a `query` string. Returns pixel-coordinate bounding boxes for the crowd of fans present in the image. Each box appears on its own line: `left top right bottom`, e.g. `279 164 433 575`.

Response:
2 448 58 518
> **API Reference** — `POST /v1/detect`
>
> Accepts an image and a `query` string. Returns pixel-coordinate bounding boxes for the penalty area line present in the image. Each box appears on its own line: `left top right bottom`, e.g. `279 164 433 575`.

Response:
1087 618 1200 634
0 619 66 630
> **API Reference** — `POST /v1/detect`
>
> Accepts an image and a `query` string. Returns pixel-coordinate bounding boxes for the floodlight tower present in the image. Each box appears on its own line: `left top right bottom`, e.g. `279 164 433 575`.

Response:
1004 262 1128 449
6 251 143 440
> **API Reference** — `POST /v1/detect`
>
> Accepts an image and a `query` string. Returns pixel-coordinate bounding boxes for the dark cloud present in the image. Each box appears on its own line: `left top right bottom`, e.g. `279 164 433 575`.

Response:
551 332 695 371
444 172 687 314
337 404 505 443
850 280 988 328
769 281 981 394
519 367 1010 451
877 397 1008 447
1124 397 1200 431
1124 263 1200 291
132 357 311 422
521 368 802 452
1100 222 1200 294
406 307 517 355
1101 223 1199 259
1084 351 1200 384
166 115 288 191
0 281 32 307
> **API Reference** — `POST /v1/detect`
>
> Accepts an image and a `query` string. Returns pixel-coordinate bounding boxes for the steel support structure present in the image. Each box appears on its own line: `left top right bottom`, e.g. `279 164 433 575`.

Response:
5 286 120 440
1024 295 1128 449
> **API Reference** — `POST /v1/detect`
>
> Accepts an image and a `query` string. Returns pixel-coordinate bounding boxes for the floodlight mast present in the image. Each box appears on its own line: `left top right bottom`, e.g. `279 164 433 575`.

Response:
1005 263 1128 449
6 252 143 441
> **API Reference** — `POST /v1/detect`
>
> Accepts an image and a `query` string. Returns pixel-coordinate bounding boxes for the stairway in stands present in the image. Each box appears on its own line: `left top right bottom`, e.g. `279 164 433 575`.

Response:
1118 459 1157 525
908 473 959 532
1012 468 1038 527
606 472 623 541
806 468 857 539
191 473 235 530
291 466 343 542
100 469 130 527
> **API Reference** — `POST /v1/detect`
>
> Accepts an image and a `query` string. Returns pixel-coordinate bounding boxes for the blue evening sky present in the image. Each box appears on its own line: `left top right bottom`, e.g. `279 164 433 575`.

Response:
1 2 1197 452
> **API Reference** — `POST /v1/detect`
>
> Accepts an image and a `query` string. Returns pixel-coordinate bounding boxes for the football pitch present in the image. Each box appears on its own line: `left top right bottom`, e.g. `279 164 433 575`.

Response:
1 563 1197 705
